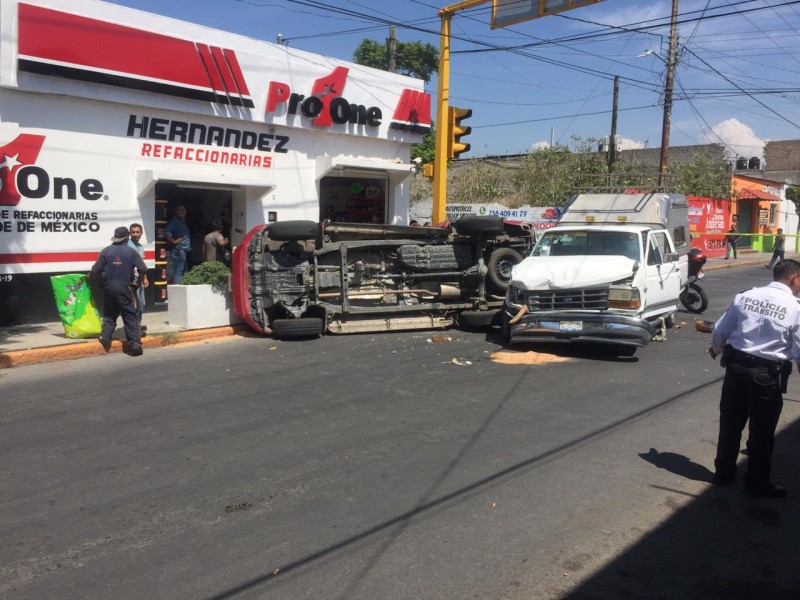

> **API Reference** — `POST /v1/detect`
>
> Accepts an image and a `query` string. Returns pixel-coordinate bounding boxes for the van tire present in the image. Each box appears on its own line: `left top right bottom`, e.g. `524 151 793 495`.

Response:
453 216 504 236
268 221 319 241
487 247 523 294
271 317 324 339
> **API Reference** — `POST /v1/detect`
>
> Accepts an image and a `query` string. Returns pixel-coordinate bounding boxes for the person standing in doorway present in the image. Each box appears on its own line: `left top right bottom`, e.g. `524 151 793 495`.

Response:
724 225 739 260
707 259 800 497
203 219 230 263
767 228 786 269
90 226 148 356
164 205 191 283
128 223 149 335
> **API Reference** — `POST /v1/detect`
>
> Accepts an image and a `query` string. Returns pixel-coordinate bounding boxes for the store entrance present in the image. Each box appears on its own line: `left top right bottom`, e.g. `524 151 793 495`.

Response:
319 176 386 223
153 182 233 301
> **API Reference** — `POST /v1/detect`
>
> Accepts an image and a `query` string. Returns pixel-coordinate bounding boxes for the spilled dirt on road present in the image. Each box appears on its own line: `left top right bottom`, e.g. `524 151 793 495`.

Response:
489 350 573 365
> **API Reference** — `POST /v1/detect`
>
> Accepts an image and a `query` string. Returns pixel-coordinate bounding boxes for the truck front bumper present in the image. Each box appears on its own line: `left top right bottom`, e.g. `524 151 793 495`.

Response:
504 308 656 348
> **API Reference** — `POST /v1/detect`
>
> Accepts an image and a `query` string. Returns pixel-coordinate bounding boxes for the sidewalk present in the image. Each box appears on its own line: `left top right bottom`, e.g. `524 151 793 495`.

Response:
0 250 784 368
0 305 249 368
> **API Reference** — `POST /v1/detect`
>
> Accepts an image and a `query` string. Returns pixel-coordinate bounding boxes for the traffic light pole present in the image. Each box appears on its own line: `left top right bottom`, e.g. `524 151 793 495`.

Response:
432 11 452 224
432 0 489 225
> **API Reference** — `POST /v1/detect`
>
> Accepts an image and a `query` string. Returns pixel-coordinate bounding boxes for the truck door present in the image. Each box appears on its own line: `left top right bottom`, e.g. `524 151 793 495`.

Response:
644 231 681 317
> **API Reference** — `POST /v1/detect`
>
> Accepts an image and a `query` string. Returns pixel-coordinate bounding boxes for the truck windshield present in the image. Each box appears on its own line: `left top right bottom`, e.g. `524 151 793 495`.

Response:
534 230 640 260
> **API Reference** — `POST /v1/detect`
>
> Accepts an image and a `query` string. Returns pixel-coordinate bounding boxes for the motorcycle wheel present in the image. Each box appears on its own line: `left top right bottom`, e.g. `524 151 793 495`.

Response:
680 282 708 314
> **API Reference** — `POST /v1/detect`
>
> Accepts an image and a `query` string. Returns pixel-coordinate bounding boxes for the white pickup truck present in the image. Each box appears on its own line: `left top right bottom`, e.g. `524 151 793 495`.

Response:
501 193 689 356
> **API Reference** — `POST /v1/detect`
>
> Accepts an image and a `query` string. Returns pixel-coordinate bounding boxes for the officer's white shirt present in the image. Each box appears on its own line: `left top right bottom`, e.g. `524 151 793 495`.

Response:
712 281 800 365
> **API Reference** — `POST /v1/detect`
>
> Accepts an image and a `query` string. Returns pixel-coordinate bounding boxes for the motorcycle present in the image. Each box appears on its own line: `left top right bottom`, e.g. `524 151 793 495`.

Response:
680 248 708 313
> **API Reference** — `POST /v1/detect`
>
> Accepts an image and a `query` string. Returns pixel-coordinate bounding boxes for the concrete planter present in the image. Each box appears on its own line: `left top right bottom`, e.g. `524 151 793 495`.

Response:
167 284 243 329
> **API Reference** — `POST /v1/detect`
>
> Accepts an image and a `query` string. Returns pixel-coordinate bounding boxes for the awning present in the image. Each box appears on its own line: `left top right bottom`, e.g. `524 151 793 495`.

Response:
737 188 780 201
136 169 276 196
316 156 413 186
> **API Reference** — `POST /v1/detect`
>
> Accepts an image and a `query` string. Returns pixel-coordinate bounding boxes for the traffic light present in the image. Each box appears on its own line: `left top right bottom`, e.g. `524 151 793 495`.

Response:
448 106 472 160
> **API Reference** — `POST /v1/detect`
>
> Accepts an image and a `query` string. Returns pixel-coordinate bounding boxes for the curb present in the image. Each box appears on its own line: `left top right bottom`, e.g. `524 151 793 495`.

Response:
0 325 250 369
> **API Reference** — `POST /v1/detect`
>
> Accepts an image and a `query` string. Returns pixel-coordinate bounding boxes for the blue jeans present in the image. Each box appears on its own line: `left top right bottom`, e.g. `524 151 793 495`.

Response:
768 248 784 268
134 284 145 323
171 248 188 283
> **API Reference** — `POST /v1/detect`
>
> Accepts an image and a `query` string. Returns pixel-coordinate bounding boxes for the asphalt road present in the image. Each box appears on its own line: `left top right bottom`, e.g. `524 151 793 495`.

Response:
2 264 799 600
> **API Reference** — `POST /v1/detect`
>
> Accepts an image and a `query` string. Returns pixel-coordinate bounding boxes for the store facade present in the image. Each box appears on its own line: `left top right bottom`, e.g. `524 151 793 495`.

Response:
0 0 431 324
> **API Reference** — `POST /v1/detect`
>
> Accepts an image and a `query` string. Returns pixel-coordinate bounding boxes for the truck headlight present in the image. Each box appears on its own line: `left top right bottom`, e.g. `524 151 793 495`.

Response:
607 287 641 309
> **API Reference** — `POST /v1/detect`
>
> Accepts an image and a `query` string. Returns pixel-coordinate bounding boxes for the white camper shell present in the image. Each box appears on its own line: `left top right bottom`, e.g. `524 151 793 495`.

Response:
502 193 690 355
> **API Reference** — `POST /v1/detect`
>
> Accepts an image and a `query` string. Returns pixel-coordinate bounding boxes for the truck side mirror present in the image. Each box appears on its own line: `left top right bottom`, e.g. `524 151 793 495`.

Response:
665 252 679 262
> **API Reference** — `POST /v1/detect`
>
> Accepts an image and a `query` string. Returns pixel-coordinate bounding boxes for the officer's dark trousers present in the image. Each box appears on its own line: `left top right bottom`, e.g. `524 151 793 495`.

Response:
715 361 783 486
101 284 141 348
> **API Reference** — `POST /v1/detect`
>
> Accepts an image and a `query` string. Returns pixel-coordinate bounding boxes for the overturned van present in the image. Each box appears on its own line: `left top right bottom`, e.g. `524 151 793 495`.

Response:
232 217 533 338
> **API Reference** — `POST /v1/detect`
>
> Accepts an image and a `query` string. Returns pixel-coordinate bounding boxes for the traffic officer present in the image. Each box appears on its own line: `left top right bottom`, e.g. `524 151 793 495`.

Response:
708 258 800 497
90 226 148 356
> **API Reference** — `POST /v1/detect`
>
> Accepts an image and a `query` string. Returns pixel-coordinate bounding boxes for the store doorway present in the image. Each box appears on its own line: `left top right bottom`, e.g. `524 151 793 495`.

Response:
736 199 754 248
154 183 233 299
319 176 386 223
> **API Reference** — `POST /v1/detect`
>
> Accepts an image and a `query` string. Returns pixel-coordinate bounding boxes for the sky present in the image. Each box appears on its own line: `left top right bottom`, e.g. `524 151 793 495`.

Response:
106 0 800 164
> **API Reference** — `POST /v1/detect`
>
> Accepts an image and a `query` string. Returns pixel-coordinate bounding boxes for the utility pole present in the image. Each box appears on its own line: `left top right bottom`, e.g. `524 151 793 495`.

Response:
659 0 679 189
608 75 618 173
387 25 397 73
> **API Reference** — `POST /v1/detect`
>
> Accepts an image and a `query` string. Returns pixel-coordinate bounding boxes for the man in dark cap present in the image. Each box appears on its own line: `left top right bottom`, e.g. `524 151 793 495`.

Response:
89 226 148 356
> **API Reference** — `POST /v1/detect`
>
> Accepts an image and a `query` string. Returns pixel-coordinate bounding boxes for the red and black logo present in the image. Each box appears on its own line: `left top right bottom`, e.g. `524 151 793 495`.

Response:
17 4 254 109
390 89 432 135
0 134 45 207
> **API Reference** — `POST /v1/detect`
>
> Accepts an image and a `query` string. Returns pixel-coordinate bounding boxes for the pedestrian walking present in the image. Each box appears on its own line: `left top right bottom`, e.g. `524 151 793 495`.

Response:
90 226 148 356
766 228 785 269
724 225 739 260
707 259 800 497
128 223 149 334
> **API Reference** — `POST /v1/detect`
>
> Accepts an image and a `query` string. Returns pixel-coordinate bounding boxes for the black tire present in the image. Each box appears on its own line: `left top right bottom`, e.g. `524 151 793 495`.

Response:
680 282 708 314
487 247 524 295
270 317 324 339
616 346 637 357
268 221 318 242
453 216 504 236
457 309 499 330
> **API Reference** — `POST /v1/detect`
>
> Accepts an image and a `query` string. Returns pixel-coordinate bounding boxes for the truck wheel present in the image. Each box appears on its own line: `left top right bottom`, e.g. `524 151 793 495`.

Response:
457 309 499 330
453 216 504 236
268 221 319 241
679 282 708 314
487 247 523 294
270 317 324 339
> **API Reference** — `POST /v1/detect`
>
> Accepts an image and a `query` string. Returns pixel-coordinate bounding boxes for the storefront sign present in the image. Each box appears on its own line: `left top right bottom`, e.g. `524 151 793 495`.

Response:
445 203 562 230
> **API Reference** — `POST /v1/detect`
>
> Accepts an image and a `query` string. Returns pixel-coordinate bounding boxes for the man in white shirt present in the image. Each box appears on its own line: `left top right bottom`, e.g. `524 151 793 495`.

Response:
708 259 800 497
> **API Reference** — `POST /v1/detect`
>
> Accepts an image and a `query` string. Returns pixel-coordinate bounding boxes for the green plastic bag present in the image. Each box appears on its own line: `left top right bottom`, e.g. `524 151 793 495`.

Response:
50 273 102 339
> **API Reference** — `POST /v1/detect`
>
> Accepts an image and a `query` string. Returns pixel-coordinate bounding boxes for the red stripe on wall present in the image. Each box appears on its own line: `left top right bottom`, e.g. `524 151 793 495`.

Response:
223 49 252 97
19 3 214 90
1 250 157 264
196 44 226 94
211 46 237 95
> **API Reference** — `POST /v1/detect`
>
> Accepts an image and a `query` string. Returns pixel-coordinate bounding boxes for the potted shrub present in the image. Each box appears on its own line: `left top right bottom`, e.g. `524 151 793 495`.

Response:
167 262 242 329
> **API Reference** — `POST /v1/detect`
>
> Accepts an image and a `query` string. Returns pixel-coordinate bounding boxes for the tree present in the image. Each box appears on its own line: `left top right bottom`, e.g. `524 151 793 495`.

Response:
353 38 438 83
410 124 435 164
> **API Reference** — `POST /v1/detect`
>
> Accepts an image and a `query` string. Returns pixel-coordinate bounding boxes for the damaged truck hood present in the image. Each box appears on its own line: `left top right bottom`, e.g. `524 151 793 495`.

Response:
511 255 636 289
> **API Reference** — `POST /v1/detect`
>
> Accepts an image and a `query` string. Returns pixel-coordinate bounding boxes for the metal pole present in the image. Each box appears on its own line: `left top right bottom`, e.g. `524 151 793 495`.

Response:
432 0 491 224
387 25 397 73
608 75 618 173
659 0 679 189
432 13 451 225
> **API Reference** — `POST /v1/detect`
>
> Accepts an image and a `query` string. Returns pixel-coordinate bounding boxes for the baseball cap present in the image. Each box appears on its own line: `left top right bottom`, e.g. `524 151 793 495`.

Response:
111 226 130 242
